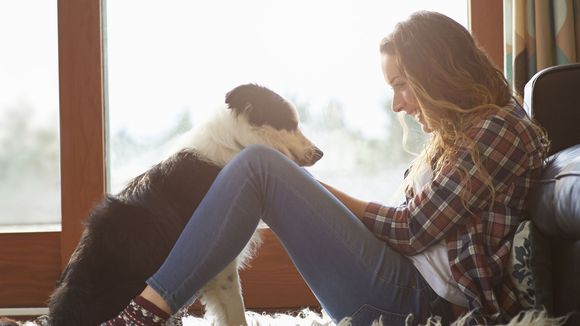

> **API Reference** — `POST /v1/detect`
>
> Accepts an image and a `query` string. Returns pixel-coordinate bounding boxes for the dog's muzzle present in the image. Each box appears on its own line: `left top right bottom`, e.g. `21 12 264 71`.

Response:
313 147 324 161
303 147 323 166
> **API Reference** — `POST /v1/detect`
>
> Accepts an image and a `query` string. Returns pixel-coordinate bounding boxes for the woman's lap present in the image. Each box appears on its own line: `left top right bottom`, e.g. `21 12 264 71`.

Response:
148 145 446 325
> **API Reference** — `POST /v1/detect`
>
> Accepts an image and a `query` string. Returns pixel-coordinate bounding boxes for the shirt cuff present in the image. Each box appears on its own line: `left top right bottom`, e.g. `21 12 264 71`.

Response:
362 202 384 230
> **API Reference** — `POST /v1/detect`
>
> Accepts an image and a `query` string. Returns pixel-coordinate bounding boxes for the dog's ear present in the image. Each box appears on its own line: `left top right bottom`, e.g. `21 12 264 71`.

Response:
225 83 297 130
242 103 253 113
225 84 256 116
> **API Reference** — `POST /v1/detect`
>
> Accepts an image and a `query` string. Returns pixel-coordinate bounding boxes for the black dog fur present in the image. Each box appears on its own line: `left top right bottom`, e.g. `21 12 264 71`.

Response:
48 150 221 325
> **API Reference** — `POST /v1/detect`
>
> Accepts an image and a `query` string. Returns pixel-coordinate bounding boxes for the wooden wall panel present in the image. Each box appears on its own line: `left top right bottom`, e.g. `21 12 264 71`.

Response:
0 232 60 307
240 230 319 309
0 231 316 312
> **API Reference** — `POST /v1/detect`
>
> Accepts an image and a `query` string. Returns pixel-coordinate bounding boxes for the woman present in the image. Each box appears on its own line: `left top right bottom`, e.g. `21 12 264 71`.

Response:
103 11 548 325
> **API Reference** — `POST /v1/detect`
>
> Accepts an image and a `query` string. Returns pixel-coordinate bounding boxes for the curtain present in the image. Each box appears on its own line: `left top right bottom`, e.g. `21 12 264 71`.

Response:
504 0 580 96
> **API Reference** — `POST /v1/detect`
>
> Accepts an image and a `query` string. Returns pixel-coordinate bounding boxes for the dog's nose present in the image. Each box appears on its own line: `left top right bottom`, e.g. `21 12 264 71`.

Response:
302 147 324 166
312 147 324 161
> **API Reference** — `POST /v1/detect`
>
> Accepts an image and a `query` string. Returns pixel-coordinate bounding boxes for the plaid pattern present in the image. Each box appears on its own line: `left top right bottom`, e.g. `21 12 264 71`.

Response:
363 104 545 323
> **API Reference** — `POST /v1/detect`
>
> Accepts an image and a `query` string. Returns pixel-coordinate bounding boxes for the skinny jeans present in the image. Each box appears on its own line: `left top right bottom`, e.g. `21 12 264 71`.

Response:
147 145 454 325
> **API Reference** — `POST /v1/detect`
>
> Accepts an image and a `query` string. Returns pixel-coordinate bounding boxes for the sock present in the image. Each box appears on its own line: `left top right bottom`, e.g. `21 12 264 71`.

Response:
101 295 170 326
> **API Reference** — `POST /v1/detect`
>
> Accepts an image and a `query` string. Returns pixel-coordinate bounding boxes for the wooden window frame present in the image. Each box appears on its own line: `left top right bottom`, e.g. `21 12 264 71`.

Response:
0 0 104 309
0 0 502 310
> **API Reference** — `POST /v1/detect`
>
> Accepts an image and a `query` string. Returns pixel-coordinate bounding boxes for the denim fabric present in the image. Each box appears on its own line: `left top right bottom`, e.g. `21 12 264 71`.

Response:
147 145 452 325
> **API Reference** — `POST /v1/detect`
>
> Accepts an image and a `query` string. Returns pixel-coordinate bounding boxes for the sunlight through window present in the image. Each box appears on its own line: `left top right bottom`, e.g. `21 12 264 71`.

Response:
104 0 467 202
0 1 60 230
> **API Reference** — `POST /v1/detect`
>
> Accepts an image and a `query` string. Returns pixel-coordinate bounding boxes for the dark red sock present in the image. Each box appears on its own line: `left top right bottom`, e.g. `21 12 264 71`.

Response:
101 295 170 326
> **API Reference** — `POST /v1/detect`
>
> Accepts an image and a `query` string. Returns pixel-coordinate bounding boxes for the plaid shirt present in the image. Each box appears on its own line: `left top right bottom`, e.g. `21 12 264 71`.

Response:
362 103 546 323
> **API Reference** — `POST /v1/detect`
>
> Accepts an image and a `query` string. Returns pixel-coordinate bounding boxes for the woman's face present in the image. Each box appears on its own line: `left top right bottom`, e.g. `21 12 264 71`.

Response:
381 54 432 133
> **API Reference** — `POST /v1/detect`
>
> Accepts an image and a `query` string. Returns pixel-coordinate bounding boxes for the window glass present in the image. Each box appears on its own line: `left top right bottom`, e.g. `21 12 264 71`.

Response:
0 1 60 230
104 0 467 203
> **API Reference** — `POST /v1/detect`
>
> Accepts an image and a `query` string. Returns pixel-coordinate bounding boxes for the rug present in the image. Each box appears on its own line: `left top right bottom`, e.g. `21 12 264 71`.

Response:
4 308 568 326
179 309 568 326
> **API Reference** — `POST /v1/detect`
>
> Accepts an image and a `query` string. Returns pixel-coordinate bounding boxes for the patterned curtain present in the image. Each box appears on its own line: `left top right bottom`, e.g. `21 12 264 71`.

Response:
504 0 580 96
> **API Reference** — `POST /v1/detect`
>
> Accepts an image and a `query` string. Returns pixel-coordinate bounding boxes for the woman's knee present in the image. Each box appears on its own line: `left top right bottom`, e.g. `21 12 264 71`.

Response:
236 144 288 166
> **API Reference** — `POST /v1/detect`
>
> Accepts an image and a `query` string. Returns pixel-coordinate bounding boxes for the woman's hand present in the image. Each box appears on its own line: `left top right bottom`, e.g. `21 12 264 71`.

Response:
318 180 369 219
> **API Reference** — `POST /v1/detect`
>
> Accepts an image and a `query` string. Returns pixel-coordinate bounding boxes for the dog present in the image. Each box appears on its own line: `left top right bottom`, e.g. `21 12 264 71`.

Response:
47 84 323 326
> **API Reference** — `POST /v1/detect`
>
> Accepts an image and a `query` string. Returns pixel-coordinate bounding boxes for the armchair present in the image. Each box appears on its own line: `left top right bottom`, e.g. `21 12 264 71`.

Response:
518 63 580 325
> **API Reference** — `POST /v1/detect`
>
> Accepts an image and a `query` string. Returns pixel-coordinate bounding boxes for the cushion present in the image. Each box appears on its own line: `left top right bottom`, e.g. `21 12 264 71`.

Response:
509 220 553 311
526 144 580 239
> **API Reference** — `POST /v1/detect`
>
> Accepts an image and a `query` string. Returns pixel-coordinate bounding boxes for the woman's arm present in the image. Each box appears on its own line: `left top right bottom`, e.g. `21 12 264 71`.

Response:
318 180 369 219
361 116 531 255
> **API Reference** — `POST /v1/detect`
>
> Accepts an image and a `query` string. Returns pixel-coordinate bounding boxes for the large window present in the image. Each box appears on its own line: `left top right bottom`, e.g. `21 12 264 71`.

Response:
104 1 468 203
0 1 60 231
2 0 506 314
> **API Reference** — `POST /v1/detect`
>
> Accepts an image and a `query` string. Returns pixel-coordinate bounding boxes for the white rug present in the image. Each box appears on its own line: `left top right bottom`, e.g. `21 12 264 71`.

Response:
179 309 568 326
11 309 569 326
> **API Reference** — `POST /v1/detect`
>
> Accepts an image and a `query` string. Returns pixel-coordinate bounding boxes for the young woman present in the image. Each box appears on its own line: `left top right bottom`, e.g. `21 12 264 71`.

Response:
103 11 549 325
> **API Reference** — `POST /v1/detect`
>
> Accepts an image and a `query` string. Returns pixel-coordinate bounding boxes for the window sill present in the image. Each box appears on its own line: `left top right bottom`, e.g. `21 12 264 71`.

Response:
0 224 61 234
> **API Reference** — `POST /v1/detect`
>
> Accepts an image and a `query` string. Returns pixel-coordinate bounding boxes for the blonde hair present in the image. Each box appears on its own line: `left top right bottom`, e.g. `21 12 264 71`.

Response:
380 11 549 208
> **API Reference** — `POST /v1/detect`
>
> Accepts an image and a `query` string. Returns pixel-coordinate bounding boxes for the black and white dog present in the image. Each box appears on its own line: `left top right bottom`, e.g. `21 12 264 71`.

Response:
47 84 323 326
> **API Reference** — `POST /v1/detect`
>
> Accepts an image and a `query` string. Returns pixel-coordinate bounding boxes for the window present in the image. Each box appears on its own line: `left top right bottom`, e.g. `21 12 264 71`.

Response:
0 1 62 313
1 0 485 312
104 0 468 202
0 1 60 231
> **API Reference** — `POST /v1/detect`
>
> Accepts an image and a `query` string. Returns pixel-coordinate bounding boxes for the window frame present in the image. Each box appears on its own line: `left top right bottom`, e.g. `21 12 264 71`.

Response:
0 0 502 310
0 0 104 308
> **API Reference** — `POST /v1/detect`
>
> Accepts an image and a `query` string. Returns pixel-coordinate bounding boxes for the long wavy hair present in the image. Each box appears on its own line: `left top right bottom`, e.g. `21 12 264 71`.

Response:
380 11 549 207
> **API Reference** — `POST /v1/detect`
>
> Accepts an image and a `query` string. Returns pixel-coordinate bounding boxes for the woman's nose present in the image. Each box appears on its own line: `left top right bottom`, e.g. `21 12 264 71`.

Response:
392 98 404 113
391 92 405 113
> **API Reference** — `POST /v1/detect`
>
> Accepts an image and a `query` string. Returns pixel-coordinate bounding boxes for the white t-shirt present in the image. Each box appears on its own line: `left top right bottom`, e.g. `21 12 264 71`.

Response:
406 164 468 307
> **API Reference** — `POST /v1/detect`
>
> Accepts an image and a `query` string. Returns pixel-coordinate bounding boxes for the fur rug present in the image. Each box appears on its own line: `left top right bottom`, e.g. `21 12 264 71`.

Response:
181 309 568 326
4 309 568 326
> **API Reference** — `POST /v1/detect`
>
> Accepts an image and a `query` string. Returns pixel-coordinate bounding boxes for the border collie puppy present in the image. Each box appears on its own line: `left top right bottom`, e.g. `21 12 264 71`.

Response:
47 84 323 326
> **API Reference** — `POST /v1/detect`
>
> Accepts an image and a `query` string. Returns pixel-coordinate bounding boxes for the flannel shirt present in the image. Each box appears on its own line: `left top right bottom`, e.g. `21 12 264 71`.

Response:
363 103 546 323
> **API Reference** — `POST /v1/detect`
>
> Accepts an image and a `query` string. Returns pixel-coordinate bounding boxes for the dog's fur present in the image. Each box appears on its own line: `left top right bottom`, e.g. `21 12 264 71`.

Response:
47 84 323 326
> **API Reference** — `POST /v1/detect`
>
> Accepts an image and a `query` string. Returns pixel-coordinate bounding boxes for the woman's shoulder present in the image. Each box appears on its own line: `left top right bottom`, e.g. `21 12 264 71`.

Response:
471 100 523 127
469 101 548 167
466 105 516 147
469 101 535 137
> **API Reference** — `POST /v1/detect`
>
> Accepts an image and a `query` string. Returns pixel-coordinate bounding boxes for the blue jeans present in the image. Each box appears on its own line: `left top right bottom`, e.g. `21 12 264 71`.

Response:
147 145 453 325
